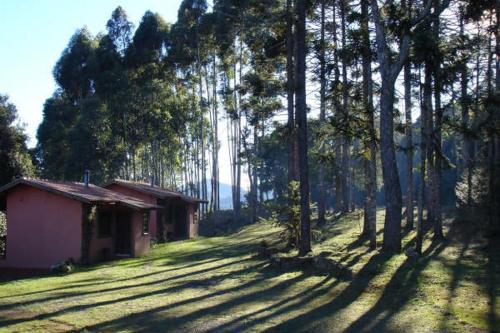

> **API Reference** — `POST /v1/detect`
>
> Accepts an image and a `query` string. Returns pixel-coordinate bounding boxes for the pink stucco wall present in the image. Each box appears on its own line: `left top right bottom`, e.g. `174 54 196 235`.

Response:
88 215 113 263
106 184 157 238
188 203 199 238
0 185 82 269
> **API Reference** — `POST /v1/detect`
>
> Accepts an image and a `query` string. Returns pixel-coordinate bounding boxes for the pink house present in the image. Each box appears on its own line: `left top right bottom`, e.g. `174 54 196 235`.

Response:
104 179 206 242
0 178 159 269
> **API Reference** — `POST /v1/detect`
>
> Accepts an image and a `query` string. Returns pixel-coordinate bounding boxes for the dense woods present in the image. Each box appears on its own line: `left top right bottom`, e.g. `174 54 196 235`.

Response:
2 0 499 254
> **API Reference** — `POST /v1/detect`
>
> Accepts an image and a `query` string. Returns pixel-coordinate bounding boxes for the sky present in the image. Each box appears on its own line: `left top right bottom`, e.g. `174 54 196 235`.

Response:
0 0 183 147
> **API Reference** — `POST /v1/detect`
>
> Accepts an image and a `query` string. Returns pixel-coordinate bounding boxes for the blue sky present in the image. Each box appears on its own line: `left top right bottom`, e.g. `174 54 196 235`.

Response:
0 0 183 147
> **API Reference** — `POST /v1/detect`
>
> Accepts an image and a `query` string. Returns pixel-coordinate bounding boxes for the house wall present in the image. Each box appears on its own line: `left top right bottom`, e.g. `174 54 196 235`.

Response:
88 208 151 262
88 210 113 263
132 211 150 256
89 232 113 262
0 185 82 269
105 184 157 238
188 203 199 238
105 183 199 240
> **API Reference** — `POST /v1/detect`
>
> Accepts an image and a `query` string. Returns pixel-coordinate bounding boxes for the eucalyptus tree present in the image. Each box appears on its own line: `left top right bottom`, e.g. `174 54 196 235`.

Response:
212 0 248 216
38 28 98 181
0 95 34 185
106 6 134 56
177 0 210 213
100 7 135 178
125 11 171 181
37 93 77 179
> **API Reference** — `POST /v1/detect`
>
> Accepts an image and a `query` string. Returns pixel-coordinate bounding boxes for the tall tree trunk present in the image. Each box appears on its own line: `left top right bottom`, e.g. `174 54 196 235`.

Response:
371 0 405 252
361 0 377 249
331 1 343 213
213 56 220 211
432 6 443 240
252 126 258 223
404 60 414 230
379 81 403 252
459 11 471 205
235 36 243 217
489 0 500 234
295 0 311 256
317 0 327 226
198 64 207 218
416 65 426 254
340 0 350 213
424 60 435 227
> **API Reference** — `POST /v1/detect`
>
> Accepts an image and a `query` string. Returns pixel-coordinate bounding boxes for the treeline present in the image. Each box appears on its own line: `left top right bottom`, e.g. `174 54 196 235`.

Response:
0 95 34 186
21 0 500 253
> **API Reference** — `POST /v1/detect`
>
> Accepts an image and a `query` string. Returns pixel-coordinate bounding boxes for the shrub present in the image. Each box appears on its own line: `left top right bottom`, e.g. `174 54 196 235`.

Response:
261 181 301 248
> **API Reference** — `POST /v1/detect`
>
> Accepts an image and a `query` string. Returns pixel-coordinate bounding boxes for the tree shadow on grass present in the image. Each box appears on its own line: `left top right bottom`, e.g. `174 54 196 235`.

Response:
0 230 270 301
259 251 393 333
204 275 339 333
341 239 450 332
0 256 227 300
341 219 489 333
437 225 474 332
80 268 312 333
0 259 271 329
263 222 461 333
0 256 257 313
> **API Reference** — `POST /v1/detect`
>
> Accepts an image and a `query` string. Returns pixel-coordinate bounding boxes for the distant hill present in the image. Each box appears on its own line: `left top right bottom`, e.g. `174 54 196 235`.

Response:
196 181 247 210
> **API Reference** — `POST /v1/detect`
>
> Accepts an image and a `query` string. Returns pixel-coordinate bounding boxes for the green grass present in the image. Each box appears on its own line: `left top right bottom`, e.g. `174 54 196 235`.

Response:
0 210 498 333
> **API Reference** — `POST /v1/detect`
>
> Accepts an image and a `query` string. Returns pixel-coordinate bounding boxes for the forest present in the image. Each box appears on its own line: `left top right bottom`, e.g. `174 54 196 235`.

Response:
1 0 499 256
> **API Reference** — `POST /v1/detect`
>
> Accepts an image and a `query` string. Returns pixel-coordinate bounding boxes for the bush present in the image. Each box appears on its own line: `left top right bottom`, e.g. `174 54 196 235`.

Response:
261 181 301 248
51 259 76 274
199 209 252 236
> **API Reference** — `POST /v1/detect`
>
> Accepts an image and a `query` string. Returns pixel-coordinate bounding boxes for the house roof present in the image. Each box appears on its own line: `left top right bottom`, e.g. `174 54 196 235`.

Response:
105 179 208 203
0 178 160 210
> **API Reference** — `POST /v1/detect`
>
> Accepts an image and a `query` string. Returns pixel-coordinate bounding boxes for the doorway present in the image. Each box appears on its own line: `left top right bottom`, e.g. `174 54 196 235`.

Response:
115 212 132 255
173 205 188 238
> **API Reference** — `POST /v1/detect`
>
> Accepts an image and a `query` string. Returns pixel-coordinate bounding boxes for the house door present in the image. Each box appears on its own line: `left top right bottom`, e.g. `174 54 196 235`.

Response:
115 212 132 255
173 205 188 238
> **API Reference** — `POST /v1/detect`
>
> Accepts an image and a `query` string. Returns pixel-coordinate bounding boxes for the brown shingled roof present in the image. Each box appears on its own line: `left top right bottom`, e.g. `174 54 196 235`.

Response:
105 179 207 203
0 178 160 210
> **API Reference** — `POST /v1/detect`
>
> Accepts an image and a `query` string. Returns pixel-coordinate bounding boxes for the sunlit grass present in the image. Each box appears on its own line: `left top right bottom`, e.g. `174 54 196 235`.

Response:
0 209 497 333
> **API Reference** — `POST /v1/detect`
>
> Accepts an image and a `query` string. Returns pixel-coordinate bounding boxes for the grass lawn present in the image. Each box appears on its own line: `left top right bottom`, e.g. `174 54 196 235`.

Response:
0 210 498 333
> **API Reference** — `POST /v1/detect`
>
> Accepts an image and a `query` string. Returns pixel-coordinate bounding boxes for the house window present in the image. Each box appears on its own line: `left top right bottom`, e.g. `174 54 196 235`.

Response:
142 212 149 235
98 211 112 238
